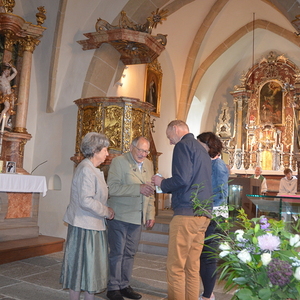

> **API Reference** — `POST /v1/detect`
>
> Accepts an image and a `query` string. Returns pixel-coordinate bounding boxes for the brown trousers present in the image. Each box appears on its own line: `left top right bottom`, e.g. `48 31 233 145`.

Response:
167 215 210 300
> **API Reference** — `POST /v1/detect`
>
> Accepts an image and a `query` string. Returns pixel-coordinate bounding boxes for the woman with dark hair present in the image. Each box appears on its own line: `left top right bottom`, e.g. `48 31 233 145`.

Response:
60 132 115 300
197 132 229 300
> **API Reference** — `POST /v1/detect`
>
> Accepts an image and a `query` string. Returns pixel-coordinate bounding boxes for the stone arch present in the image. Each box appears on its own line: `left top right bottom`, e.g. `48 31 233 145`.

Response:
177 19 300 121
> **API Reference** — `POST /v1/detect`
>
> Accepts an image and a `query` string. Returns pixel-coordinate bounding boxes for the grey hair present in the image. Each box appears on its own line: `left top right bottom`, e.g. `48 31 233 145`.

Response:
131 136 150 147
80 132 110 158
167 120 189 131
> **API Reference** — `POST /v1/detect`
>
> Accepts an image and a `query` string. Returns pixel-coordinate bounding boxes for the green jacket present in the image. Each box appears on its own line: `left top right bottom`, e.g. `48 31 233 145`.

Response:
107 151 155 225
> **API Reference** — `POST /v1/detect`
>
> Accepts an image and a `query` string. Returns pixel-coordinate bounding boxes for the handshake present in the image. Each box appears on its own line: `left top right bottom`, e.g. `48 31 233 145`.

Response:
140 173 165 196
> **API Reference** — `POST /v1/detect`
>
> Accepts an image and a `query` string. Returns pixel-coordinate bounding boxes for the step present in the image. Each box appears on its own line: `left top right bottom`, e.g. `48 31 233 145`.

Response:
138 240 168 256
0 235 65 264
0 225 39 241
141 230 169 244
151 222 170 233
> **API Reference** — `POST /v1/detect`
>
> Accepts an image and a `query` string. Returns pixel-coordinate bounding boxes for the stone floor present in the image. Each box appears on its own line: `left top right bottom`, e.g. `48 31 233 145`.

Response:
0 250 234 300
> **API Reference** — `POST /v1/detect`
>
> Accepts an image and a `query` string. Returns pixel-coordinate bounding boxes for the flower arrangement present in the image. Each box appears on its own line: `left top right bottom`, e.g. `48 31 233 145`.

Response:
191 183 300 299
218 209 300 300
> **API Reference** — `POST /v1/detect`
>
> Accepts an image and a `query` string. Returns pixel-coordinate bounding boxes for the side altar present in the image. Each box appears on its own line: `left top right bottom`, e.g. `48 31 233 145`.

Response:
0 3 64 264
0 173 47 241
0 173 64 264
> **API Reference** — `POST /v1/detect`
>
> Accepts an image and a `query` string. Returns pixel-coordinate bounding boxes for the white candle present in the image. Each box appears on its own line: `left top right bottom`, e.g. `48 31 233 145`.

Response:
1 113 5 133
242 144 244 152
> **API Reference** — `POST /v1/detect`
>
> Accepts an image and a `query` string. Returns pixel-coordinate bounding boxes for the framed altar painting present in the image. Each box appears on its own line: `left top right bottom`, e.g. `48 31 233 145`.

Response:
144 59 162 117
259 81 283 125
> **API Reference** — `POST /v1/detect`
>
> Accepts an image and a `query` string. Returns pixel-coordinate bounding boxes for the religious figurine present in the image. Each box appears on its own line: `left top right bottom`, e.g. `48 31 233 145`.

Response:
0 62 17 129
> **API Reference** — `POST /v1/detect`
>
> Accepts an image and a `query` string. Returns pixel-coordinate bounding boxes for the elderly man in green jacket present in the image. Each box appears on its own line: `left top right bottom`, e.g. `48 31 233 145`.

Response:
106 136 155 300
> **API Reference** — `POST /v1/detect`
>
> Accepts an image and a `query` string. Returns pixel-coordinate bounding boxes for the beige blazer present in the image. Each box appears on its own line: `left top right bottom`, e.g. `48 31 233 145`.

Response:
107 152 155 225
63 158 110 231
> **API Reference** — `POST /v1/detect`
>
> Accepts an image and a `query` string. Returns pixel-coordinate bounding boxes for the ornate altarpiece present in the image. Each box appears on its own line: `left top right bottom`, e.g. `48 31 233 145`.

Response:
0 2 46 174
217 51 300 175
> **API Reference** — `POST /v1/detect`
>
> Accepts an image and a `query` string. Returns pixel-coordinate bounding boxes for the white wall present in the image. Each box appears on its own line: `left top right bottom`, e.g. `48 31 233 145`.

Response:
11 0 300 239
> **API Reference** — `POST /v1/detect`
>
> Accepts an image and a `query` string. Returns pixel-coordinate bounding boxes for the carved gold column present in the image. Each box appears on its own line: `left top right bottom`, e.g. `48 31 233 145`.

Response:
14 36 39 133
2 29 14 63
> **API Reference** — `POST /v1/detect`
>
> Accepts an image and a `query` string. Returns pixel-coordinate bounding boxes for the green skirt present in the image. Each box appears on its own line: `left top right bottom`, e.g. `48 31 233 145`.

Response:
60 224 109 293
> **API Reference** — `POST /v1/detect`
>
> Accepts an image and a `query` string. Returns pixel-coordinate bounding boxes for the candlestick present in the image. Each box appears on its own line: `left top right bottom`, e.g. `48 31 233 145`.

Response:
0 113 5 133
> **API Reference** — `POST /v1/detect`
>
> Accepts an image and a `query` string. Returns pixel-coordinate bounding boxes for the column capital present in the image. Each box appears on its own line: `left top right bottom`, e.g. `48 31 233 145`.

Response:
3 29 15 52
20 36 40 53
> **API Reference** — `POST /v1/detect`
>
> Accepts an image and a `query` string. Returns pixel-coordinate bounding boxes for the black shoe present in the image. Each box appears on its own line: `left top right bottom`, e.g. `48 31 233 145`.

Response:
120 286 142 299
106 290 124 300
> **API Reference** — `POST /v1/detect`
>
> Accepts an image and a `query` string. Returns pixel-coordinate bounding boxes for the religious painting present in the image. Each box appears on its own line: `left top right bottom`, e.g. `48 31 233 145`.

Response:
6 161 15 173
259 81 283 125
144 59 162 117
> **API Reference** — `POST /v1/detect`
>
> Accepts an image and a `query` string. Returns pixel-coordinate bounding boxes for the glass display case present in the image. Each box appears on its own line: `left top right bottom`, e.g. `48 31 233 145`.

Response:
246 194 300 223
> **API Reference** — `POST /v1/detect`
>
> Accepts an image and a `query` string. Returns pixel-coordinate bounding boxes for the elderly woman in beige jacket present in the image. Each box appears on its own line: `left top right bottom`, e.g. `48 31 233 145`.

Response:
60 132 114 300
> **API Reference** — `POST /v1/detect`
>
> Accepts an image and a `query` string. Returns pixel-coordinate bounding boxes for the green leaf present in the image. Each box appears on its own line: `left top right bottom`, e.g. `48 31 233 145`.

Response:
258 287 271 300
252 236 258 244
235 288 259 300
233 277 248 285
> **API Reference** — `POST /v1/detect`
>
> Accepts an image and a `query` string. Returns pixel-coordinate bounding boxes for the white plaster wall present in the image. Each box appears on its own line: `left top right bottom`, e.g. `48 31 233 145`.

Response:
10 0 300 240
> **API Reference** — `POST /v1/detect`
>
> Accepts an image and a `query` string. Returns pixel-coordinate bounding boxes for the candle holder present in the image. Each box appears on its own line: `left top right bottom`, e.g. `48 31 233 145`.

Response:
240 149 245 170
0 131 3 159
279 150 285 171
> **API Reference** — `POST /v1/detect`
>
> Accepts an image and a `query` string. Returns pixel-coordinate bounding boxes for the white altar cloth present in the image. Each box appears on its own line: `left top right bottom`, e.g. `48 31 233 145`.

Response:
0 174 47 196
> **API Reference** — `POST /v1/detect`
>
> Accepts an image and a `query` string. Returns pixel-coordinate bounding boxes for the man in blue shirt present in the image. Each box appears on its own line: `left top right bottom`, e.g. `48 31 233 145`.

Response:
152 120 212 300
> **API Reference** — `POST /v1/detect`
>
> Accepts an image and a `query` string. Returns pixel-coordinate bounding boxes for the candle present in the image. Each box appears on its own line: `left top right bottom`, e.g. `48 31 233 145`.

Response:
242 144 244 152
1 113 5 133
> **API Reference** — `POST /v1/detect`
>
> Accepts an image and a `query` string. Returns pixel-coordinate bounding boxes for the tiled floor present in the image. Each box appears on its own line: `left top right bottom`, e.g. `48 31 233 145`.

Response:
0 250 233 300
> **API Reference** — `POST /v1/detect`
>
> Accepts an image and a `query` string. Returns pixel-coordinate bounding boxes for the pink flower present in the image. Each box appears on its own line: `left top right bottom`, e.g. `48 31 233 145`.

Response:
257 233 280 251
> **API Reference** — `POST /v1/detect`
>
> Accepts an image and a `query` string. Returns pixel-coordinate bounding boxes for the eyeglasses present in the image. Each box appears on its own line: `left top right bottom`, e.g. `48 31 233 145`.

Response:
133 145 150 155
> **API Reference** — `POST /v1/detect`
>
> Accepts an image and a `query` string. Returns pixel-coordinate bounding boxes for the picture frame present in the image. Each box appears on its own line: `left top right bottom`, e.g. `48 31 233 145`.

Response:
144 59 162 117
259 81 283 125
6 161 16 173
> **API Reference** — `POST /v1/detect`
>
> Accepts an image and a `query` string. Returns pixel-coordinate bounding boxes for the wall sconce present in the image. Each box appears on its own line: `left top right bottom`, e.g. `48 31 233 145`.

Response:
116 82 123 87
